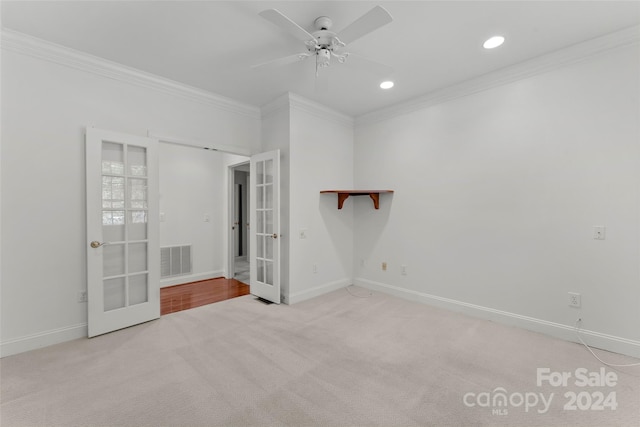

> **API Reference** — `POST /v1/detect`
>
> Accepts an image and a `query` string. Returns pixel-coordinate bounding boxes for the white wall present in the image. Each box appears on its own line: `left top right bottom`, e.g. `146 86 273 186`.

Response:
288 95 354 303
260 94 355 304
159 143 226 287
0 37 260 356
353 44 640 357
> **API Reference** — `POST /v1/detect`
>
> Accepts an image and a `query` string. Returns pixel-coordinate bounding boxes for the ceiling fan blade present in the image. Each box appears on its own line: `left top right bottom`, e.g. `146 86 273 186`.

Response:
259 9 316 43
336 6 393 45
344 53 394 77
251 52 312 70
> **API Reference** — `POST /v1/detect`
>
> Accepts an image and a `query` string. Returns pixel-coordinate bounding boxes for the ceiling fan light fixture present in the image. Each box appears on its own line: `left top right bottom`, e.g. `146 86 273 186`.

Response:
483 35 505 49
380 81 394 89
317 49 331 67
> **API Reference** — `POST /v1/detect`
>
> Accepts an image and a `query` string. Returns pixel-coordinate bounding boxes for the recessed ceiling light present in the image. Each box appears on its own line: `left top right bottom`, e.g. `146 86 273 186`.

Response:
483 35 505 49
380 81 394 89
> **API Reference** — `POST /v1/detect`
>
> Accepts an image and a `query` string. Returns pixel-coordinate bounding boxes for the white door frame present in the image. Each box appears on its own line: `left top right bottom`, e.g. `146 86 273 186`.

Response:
227 161 250 279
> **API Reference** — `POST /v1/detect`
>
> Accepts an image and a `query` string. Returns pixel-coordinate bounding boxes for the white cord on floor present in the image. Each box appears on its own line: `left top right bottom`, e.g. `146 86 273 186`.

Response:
345 285 372 298
575 319 640 367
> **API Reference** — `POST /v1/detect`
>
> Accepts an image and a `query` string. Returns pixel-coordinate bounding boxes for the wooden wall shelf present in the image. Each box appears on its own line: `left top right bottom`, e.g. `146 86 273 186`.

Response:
320 190 394 210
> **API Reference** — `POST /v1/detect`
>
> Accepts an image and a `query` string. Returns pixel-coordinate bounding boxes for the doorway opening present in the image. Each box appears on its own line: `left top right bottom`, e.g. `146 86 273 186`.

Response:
229 162 250 285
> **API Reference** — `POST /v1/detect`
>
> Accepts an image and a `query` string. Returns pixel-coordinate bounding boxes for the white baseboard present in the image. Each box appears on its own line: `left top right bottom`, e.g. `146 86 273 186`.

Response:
1 323 88 358
288 278 352 305
160 270 225 288
354 278 640 359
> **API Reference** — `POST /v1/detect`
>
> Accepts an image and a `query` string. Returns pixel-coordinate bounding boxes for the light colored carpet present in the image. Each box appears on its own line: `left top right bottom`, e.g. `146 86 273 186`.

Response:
1 287 639 426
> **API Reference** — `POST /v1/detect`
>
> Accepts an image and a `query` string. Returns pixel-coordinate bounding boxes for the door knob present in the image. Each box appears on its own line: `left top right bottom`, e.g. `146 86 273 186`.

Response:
271 233 278 239
90 241 107 248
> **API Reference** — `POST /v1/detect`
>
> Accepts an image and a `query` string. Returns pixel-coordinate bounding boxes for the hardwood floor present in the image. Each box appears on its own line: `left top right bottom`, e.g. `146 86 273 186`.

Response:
160 278 250 315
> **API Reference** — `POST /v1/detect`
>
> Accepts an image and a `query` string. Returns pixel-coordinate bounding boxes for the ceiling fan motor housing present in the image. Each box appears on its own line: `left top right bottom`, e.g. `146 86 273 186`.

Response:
309 30 340 50
314 16 332 30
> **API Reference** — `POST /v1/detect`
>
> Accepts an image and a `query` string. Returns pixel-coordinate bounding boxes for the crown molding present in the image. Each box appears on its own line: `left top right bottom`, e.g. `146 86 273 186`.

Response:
260 92 354 128
1 29 261 120
260 93 291 119
356 25 640 126
288 93 354 128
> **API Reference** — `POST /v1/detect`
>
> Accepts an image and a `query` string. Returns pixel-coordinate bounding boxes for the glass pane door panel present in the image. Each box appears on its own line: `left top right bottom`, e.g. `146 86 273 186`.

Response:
102 177 125 209
264 159 273 183
128 178 148 209
103 244 125 277
265 185 273 209
257 235 264 258
104 277 126 311
128 145 147 177
265 210 273 234
257 161 264 184
129 274 148 305
256 211 264 234
128 242 147 273
102 210 125 225
266 261 273 286
103 222 125 242
257 260 264 283
129 211 147 240
266 239 273 260
256 186 264 209
102 142 124 175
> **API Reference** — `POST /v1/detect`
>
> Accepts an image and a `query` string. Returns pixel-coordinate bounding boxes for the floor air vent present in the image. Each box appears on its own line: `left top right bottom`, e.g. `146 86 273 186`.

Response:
161 245 192 278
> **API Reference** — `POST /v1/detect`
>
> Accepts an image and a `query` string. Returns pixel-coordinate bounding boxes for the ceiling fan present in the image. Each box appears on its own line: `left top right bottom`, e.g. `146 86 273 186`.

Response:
253 6 393 77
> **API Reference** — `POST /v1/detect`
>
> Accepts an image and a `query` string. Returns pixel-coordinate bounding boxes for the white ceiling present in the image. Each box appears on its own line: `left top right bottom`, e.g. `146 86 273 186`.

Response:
2 1 639 117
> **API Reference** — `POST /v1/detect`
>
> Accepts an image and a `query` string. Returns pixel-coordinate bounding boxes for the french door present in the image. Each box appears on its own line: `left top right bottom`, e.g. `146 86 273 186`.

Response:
249 150 281 303
85 128 160 337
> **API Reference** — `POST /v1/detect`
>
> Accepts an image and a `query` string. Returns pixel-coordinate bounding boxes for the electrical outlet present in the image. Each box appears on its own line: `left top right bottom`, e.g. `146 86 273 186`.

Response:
593 226 606 240
401 265 407 275
382 262 387 271
568 292 581 308
312 264 317 273
78 291 88 303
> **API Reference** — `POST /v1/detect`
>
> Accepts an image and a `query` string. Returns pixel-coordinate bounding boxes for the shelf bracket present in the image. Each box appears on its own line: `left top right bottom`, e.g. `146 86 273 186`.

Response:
320 190 393 210
337 193 350 210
